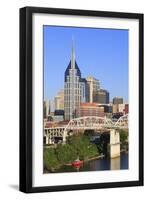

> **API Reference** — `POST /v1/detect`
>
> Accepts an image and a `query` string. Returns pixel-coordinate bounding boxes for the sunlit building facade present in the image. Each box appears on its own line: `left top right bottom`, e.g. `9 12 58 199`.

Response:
54 89 64 110
93 89 109 104
64 42 85 120
86 76 100 103
43 99 50 118
113 97 123 104
76 102 104 117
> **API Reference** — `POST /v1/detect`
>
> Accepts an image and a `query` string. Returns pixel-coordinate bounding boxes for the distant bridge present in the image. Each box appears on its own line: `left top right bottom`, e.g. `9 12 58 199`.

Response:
44 114 128 158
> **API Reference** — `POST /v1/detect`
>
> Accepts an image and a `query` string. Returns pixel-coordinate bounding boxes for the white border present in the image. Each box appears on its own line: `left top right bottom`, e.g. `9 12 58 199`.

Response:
32 13 139 187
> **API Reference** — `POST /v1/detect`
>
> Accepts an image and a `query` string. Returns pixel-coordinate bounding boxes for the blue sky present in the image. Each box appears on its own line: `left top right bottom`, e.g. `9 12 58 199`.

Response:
44 26 128 103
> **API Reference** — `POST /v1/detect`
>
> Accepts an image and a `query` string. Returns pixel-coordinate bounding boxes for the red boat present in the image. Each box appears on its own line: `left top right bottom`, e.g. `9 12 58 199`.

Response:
72 159 83 167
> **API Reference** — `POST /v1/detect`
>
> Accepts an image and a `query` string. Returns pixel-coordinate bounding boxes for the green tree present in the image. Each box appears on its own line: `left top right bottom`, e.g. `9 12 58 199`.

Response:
120 130 128 151
56 144 77 164
44 148 60 171
120 130 128 144
87 144 98 158
68 135 99 160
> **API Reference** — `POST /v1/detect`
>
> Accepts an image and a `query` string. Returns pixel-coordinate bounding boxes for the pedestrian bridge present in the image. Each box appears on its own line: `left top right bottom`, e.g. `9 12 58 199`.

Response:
44 114 128 158
64 114 128 131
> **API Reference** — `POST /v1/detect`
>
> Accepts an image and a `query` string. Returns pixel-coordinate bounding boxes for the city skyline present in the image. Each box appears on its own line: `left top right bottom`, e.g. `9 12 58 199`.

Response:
44 25 128 103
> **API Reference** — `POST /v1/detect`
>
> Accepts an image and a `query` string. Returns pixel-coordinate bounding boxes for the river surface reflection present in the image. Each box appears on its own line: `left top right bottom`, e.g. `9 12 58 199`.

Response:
53 152 128 173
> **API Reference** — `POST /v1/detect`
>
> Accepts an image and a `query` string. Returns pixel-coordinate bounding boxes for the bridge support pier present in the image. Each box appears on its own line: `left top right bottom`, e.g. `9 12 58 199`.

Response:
110 129 120 158
110 156 120 170
49 137 52 144
63 130 67 144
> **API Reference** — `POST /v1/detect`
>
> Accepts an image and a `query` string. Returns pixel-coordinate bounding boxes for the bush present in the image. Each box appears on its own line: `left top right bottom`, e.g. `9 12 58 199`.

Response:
120 130 128 144
87 144 99 158
44 148 60 171
56 144 77 164
44 135 100 171
68 135 98 160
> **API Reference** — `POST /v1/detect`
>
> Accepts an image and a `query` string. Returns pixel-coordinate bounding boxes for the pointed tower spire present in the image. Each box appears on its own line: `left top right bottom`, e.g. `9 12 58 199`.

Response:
71 36 75 69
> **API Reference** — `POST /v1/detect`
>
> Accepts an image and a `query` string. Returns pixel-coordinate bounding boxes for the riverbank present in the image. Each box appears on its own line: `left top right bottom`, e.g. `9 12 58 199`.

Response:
44 133 128 173
44 152 128 173
44 150 128 172
83 154 105 162
120 149 128 153
44 135 99 172
64 154 104 166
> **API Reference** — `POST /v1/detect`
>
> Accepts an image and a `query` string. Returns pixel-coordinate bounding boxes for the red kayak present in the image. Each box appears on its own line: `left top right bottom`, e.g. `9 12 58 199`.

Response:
72 159 83 167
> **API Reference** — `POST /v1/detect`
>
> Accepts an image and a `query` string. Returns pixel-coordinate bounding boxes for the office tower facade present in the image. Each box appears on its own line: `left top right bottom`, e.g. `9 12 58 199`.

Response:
54 110 64 122
124 104 129 114
86 76 100 103
112 104 119 113
54 89 64 110
93 89 109 104
43 99 50 118
113 97 123 104
118 104 125 113
81 78 89 103
64 42 83 120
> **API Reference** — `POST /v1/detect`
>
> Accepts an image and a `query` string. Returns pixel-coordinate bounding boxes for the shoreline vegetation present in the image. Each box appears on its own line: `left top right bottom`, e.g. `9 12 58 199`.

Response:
44 131 128 172
64 154 105 166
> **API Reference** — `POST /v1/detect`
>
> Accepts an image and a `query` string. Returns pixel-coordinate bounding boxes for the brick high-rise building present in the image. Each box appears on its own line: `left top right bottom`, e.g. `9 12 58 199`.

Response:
76 102 104 118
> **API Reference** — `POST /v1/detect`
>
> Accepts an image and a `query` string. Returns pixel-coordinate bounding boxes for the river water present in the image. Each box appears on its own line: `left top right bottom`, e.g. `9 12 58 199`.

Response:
53 152 128 173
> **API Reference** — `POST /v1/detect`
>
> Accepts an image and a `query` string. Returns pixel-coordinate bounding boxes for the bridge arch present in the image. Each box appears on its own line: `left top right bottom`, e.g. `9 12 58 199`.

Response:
64 116 114 132
63 114 128 142
114 114 128 128
64 114 128 133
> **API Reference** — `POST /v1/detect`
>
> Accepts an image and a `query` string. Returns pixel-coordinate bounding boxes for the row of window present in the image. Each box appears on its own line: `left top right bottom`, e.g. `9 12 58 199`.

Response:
66 76 80 82
64 98 81 102
65 84 81 89
64 89 81 92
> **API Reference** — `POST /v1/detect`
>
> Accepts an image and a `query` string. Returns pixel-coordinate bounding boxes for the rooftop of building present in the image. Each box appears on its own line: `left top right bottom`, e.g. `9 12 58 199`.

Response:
64 60 81 82
86 76 100 82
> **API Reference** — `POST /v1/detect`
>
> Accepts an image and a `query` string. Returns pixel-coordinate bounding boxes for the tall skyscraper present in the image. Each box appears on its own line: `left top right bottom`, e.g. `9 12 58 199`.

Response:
64 41 84 120
64 40 109 119
86 76 100 103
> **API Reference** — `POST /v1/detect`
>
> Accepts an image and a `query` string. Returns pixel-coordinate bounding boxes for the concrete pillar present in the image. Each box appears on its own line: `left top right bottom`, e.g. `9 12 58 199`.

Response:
110 129 120 158
63 130 67 144
110 156 120 170
46 136 49 145
49 137 52 144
